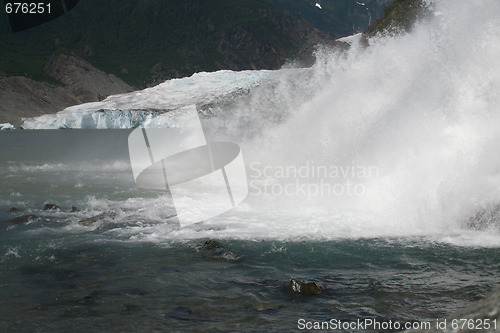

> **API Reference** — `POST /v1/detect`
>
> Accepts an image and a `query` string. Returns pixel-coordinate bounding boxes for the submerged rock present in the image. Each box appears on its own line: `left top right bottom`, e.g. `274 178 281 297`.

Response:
43 203 61 211
219 251 239 261
7 214 38 225
71 206 81 212
6 207 22 213
289 279 325 295
77 211 117 226
78 216 99 226
193 239 240 262
203 239 222 249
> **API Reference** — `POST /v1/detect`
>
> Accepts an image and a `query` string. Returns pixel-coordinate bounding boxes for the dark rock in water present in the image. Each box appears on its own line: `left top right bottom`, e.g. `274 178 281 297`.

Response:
78 216 99 226
219 251 239 261
404 287 500 333
43 203 61 211
71 206 81 212
7 214 38 224
289 279 325 295
204 239 222 249
78 212 117 226
195 239 240 262
6 207 22 213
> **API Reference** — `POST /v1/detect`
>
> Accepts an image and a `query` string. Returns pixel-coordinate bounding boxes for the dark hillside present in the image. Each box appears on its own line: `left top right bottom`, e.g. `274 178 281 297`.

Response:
0 0 334 88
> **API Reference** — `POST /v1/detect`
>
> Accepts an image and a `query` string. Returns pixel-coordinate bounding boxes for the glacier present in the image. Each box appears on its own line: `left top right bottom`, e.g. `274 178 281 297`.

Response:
21 70 273 129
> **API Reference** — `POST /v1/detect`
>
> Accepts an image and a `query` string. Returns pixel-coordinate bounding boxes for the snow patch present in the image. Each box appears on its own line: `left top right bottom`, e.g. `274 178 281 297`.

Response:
336 33 363 45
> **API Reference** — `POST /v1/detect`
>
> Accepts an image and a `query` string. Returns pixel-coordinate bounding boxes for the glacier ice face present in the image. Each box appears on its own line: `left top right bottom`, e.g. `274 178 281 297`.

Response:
0 123 15 130
21 109 186 130
21 70 272 129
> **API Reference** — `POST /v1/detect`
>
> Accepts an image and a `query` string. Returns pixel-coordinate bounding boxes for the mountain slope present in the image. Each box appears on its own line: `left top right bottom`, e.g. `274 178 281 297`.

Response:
266 0 393 38
0 54 132 127
0 0 335 88
364 0 431 37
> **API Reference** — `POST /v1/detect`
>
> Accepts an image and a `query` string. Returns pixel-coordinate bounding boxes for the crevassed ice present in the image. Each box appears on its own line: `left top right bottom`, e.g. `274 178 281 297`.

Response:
21 70 272 129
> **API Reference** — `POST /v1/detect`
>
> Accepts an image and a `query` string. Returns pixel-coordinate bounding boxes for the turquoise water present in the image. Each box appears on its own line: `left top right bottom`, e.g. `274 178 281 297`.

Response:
0 236 498 332
0 130 499 332
2 2 500 328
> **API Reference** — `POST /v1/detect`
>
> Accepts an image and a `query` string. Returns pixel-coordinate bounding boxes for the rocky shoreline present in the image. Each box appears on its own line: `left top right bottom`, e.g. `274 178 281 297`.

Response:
0 55 132 128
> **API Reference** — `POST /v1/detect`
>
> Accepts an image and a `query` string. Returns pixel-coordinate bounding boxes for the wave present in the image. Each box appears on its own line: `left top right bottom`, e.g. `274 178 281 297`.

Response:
3 0 500 247
2 160 131 173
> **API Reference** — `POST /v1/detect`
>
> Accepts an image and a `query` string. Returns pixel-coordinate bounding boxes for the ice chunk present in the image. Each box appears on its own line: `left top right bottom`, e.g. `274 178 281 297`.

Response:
0 123 15 130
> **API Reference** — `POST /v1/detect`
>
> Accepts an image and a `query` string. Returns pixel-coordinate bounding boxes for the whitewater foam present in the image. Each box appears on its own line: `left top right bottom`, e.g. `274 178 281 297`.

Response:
202 0 500 242
6 0 500 246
